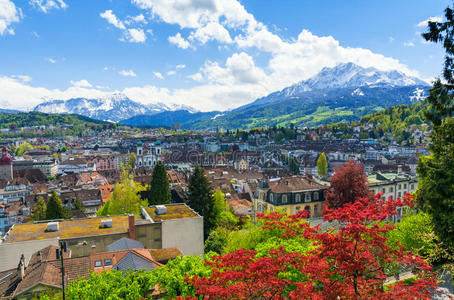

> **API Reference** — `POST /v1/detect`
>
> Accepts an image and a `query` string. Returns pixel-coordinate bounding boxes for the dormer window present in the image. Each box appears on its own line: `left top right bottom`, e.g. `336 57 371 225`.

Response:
314 192 319 201
282 195 288 204
295 194 301 203
270 193 274 202
305 193 311 202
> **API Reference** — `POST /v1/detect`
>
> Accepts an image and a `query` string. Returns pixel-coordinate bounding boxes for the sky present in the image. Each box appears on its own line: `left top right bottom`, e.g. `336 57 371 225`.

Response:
0 0 450 111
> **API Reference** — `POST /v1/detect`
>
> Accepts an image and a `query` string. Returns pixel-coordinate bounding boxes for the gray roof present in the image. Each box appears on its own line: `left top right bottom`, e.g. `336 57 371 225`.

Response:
113 252 156 271
107 237 144 252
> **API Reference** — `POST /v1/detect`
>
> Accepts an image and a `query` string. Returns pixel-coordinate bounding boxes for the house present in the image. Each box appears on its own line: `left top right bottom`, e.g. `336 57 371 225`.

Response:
1 204 203 272
254 175 327 218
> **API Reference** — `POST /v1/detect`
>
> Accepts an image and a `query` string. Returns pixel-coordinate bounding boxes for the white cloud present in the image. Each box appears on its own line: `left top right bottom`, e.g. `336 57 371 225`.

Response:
153 72 164 79
70 79 92 88
125 14 147 25
389 36 394 42
188 22 232 44
32 31 39 38
101 10 147 43
166 70 176 76
100 10 126 30
403 41 415 47
0 0 22 35
168 33 190 49
118 70 136 77
176 64 186 69
12 75 32 83
417 16 443 28
125 28 146 43
45 58 56 63
0 76 108 110
29 0 67 13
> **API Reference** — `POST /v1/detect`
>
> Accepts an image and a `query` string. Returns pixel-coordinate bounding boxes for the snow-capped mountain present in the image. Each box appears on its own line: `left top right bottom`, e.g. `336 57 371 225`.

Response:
33 93 197 122
284 62 428 95
241 62 430 110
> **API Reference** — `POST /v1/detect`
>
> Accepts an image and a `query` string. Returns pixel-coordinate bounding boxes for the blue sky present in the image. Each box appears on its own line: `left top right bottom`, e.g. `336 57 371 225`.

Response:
0 0 450 111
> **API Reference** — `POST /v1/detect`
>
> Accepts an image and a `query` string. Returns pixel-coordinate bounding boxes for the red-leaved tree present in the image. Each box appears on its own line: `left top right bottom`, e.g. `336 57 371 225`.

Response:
326 159 371 209
181 194 437 300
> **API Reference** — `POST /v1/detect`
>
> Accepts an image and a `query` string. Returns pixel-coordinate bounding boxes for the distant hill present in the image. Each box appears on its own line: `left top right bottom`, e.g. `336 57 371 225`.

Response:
0 111 108 128
119 110 220 128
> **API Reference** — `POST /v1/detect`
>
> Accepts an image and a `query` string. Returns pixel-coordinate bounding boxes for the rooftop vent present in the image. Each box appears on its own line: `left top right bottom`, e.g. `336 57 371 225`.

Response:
155 205 167 215
100 219 113 228
46 222 59 232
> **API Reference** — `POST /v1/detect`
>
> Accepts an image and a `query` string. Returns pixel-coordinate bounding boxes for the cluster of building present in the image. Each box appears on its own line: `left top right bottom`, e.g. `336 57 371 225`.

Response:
0 128 423 298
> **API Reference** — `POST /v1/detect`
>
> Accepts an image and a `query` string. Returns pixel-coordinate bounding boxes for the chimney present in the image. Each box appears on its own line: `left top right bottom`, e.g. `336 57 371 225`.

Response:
18 254 25 279
128 214 135 240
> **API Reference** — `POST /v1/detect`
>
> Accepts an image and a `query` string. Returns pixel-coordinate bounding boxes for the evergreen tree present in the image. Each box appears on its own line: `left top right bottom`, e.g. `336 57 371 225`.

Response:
30 196 47 221
416 9 454 253
149 161 171 205
45 191 71 220
288 156 300 174
187 165 216 239
317 152 328 175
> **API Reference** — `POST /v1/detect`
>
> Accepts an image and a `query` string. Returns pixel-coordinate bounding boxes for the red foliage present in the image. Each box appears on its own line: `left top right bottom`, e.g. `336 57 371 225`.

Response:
326 159 372 209
186 194 437 300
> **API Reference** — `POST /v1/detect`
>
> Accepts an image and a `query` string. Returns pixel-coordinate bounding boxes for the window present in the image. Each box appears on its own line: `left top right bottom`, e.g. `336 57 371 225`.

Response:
270 193 274 202
398 184 401 190
398 192 402 198
314 192 319 201
305 193 311 202
295 194 301 203
282 195 288 203
389 187 393 193
94 260 102 268
296 206 301 212
314 205 318 216
104 259 112 266
404 183 407 189
411 184 414 190
382 188 385 194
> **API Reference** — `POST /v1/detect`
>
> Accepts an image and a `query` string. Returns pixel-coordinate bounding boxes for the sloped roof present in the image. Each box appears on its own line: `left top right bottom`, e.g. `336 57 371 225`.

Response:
149 248 182 261
113 252 157 272
107 237 144 252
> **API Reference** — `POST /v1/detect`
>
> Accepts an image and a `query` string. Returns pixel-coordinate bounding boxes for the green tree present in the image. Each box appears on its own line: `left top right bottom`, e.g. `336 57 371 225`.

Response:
149 161 171 205
317 152 328 175
128 152 136 169
30 196 47 221
15 142 32 156
97 167 147 216
45 191 71 220
416 8 454 254
187 165 216 239
212 189 226 217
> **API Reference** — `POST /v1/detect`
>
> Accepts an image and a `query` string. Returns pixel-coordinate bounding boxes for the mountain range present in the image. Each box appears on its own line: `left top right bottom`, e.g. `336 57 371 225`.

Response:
32 62 430 128
34 93 196 123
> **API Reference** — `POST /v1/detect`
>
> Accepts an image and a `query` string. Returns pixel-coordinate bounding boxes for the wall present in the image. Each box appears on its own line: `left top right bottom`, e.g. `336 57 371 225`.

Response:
161 217 203 257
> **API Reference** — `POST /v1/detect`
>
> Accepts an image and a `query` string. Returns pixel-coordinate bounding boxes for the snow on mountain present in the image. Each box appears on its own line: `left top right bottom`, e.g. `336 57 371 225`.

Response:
282 62 429 96
33 93 197 122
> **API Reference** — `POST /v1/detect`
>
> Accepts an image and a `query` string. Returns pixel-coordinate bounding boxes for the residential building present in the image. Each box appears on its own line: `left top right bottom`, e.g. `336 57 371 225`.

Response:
254 175 327 218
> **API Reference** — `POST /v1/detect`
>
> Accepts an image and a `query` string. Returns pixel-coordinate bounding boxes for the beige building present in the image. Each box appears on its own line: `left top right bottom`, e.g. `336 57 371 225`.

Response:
254 176 327 218
0 203 203 272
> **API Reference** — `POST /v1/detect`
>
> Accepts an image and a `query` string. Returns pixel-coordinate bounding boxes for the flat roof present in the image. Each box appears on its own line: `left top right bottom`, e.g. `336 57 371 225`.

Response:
143 204 199 222
3 215 129 243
